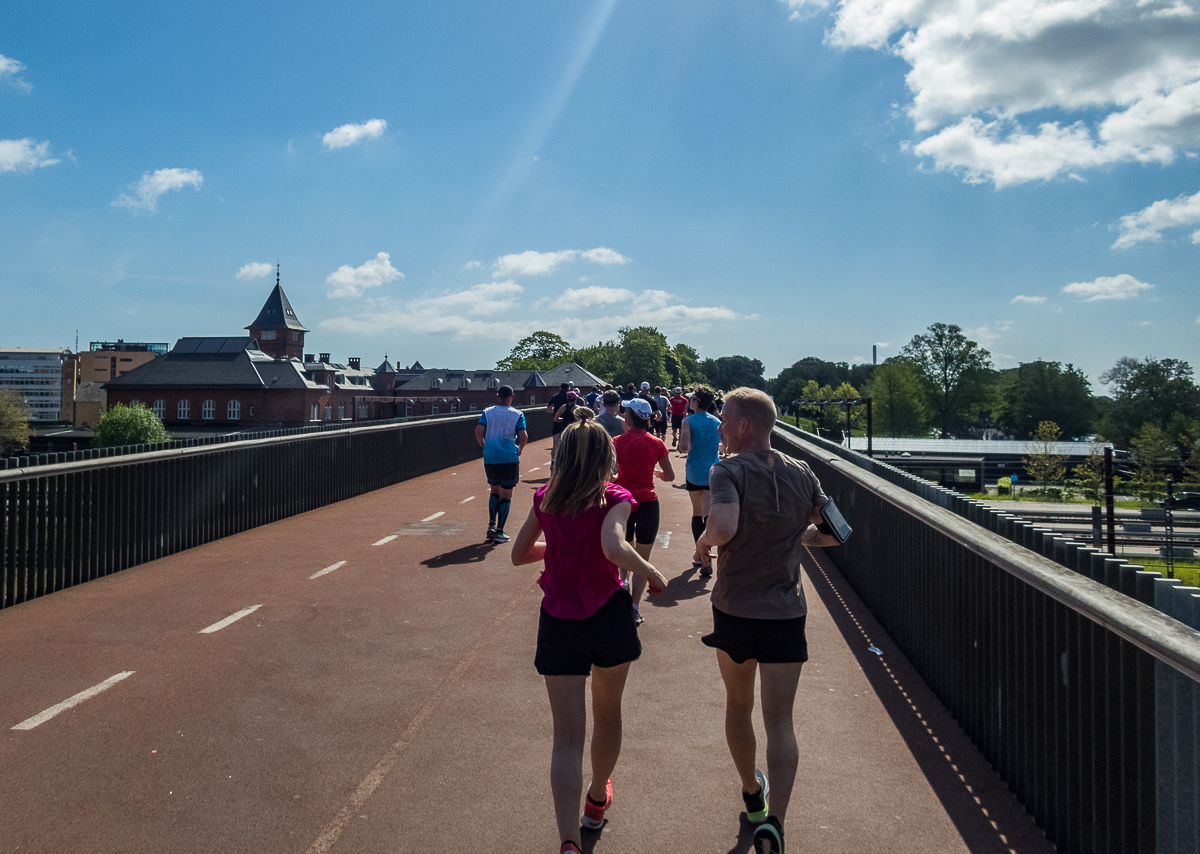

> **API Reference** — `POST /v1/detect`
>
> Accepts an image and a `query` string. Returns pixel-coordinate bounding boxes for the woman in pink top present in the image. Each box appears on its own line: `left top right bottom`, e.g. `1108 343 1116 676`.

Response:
512 408 668 854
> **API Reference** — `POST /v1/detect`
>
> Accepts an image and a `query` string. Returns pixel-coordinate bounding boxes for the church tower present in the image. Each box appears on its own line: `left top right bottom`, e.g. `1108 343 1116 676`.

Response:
246 266 308 360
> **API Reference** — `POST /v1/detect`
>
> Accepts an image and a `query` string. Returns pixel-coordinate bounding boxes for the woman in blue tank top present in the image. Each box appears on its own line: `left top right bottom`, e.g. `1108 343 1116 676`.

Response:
677 385 721 576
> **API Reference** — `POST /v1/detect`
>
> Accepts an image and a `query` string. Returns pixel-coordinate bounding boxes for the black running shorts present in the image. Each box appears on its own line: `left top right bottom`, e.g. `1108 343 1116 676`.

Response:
623 499 660 545
484 462 520 488
535 587 642 676
701 606 808 664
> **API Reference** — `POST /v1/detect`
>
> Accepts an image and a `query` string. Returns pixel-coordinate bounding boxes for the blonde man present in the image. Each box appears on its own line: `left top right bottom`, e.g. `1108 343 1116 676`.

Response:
695 387 839 854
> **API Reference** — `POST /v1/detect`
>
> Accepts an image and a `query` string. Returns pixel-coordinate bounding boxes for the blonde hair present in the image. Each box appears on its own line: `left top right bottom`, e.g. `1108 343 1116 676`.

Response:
722 387 777 436
540 408 616 516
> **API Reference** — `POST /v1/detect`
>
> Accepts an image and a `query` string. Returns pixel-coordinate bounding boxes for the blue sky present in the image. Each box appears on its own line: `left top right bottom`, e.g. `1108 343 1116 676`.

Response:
2 0 1198 386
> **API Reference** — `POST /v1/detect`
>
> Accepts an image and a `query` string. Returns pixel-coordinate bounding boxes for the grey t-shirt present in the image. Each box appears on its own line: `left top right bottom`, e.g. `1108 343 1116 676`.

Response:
596 411 624 438
709 449 828 620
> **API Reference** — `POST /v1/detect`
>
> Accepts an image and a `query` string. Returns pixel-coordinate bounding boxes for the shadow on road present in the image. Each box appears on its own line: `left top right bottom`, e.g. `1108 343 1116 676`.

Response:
648 564 711 609
420 542 496 568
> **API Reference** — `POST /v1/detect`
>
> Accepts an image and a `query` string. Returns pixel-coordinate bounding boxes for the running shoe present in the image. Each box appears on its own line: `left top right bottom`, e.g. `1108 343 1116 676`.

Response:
486 524 496 541
559 843 582 854
699 563 713 578
580 778 613 829
752 815 784 854
743 769 769 823
491 530 510 544
632 607 644 627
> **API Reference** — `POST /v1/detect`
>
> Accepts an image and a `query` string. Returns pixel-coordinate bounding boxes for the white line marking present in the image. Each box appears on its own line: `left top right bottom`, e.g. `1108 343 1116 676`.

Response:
200 605 262 634
12 671 135 730
528 467 541 472
460 496 475 504
310 561 347 580
657 531 672 549
373 535 398 546
421 512 445 522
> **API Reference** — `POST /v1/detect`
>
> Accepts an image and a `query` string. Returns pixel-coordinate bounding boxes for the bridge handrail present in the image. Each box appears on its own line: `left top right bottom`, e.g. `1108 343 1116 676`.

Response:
777 427 1200 684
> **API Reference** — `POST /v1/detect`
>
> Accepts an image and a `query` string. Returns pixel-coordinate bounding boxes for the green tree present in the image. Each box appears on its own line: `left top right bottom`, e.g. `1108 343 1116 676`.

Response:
1022 420 1067 494
1099 357 1200 447
665 343 705 388
614 326 669 388
865 360 929 437
700 355 766 391
496 331 574 371
1068 439 1123 505
900 323 993 437
0 388 33 455
571 339 624 384
1129 422 1174 502
997 360 1094 439
92 402 171 448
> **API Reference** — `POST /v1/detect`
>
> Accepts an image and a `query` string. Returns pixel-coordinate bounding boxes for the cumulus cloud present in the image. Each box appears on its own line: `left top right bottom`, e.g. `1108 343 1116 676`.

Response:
784 0 1200 186
236 262 273 280
0 138 60 173
552 286 634 309
325 251 404 299
492 246 632 278
1113 188 1200 247
0 54 31 92
1011 294 1047 304
964 320 1013 346
322 119 387 150
112 168 203 213
1061 273 1153 301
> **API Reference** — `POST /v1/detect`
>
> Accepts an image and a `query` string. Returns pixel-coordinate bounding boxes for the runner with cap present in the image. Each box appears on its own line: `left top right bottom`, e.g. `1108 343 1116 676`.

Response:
475 384 529 544
668 387 688 447
652 387 671 441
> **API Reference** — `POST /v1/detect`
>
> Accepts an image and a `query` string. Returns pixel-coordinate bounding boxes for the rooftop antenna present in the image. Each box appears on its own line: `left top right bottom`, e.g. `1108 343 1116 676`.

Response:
276 263 280 287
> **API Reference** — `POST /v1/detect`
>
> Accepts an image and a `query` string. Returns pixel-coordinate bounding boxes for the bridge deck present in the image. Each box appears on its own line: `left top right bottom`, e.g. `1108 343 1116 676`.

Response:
0 438 1054 853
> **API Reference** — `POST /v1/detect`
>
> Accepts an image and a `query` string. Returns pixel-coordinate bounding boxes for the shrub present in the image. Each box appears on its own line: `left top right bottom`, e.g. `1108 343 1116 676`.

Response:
92 403 171 448
997 476 1012 496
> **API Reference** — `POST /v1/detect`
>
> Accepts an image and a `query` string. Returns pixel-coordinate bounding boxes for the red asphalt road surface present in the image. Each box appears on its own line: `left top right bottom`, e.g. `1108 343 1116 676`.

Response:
0 437 1055 853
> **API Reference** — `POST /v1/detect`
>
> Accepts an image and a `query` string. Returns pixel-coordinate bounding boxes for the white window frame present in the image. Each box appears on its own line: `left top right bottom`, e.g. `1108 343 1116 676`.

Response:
152 399 165 418
201 399 215 420
227 400 241 420
178 400 191 419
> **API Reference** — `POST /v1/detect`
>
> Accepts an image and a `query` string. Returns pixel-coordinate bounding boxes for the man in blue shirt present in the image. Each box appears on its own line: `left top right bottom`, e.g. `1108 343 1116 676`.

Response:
475 385 528 544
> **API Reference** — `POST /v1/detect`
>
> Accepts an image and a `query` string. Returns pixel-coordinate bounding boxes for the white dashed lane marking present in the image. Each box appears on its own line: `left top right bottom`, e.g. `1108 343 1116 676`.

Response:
528 467 541 472
373 535 398 546
11 671 135 731
657 531 672 549
421 512 445 522
310 561 347 580
200 604 262 634
460 496 475 503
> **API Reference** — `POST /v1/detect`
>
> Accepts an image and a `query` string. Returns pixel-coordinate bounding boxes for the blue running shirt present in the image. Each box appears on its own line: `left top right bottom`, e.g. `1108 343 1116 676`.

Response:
479 405 527 463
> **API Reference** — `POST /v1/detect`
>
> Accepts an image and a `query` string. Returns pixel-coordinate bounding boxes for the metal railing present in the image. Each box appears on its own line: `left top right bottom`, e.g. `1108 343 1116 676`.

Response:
2 408 551 610
774 426 1200 854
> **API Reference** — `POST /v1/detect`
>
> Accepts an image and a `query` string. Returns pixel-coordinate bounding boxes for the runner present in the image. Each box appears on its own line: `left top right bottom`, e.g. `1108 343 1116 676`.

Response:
511 409 669 854
613 397 674 625
595 389 625 439
677 385 721 576
694 387 838 854
652 387 671 441
546 382 571 470
474 384 529 544
553 390 580 435
585 385 601 411
668 386 688 447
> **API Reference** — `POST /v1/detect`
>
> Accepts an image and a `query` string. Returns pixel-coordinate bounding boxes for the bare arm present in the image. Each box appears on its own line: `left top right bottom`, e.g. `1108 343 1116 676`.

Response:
802 506 839 547
677 419 691 454
553 404 567 423
696 501 739 567
474 423 486 449
600 502 668 596
655 451 675 482
511 506 545 566
516 429 528 453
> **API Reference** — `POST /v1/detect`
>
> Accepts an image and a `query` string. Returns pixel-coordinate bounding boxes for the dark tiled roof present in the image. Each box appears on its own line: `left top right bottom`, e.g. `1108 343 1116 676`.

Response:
375 358 396 373
246 284 309 332
538 362 604 388
74 382 106 402
396 369 540 392
106 338 269 388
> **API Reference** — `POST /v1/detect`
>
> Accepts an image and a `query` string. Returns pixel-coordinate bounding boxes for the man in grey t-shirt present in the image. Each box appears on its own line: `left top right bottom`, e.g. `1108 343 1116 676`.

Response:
595 389 625 439
695 387 838 854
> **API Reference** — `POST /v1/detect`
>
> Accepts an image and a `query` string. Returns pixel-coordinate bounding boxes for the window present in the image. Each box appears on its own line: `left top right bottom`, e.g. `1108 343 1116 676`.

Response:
291 332 300 342
202 400 215 420
470 403 478 412
178 400 191 419
337 404 344 420
405 402 413 417
458 378 471 389
529 395 536 405
430 377 443 389
487 377 500 389
324 404 332 421
129 399 140 407
152 400 165 418
227 400 241 420
261 330 276 340
431 402 439 415
450 401 459 413
310 403 319 421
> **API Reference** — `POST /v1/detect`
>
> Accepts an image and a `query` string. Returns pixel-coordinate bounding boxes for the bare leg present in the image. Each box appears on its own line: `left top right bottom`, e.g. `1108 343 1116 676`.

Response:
759 662 804 823
629 541 652 606
588 662 631 801
544 675 587 848
716 650 761 795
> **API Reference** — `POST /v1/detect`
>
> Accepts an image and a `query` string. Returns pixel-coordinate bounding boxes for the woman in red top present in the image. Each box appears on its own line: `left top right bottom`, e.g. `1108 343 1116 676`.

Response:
512 408 668 854
613 396 675 624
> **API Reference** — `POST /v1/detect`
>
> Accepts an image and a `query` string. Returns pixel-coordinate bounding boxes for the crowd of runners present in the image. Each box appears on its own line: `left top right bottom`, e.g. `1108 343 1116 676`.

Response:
475 380 840 854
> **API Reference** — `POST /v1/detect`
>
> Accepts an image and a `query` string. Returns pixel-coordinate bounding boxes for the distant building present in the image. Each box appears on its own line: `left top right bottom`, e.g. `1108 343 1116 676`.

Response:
73 382 107 428
62 340 168 425
0 348 68 421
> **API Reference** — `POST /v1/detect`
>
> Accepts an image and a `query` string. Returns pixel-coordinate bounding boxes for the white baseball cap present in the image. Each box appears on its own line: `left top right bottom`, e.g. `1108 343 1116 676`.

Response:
624 397 653 419
640 382 651 390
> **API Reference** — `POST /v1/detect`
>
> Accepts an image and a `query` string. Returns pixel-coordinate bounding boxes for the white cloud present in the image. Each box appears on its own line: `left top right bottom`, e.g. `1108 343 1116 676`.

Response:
580 246 631 265
325 251 404 299
553 286 634 309
461 260 482 271
874 340 892 348
0 54 31 92
1061 273 1154 301
112 168 203 213
965 320 1013 346
419 280 524 316
0 138 59 174
322 119 387 150
1113 188 1200 247
1011 294 1047 304
236 262 273 280
492 246 632 278
494 249 580 278
787 0 1200 186
1136 320 1153 326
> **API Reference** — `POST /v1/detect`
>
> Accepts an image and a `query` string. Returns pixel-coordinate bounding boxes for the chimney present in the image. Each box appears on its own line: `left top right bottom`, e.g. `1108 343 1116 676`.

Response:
304 353 314 363
873 345 877 366
348 357 361 371
319 353 331 363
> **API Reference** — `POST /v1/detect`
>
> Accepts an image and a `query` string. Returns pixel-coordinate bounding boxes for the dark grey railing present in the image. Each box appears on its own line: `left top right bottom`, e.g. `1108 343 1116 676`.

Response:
1 409 551 610
774 426 1200 854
